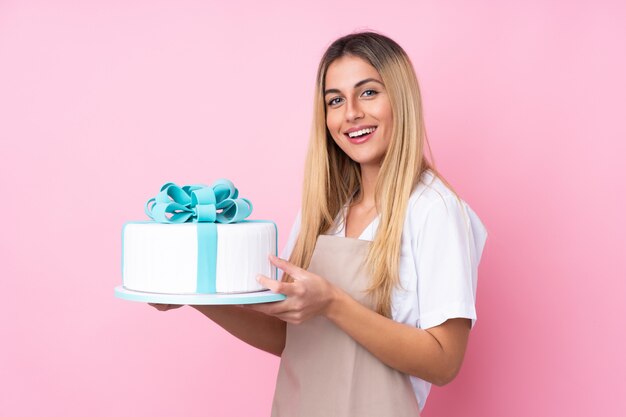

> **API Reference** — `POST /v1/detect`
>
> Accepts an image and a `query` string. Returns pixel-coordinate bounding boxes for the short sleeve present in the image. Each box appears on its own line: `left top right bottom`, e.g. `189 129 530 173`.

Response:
412 195 488 329
277 209 302 281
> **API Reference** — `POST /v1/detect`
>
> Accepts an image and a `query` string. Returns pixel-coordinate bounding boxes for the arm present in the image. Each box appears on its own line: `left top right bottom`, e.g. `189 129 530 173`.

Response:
191 305 286 356
327 289 470 386
150 304 286 357
247 255 470 386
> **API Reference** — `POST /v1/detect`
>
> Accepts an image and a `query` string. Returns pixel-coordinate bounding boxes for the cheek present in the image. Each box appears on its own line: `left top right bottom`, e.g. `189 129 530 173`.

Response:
380 113 393 141
326 113 338 130
326 115 342 139
373 98 393 124
378 106 393 124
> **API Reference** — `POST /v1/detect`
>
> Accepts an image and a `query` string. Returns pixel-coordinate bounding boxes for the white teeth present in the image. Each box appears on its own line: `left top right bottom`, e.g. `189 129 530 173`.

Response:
347 127 376 138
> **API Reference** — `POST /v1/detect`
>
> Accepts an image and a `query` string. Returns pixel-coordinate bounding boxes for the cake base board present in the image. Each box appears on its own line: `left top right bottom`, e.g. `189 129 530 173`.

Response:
114 286 286 305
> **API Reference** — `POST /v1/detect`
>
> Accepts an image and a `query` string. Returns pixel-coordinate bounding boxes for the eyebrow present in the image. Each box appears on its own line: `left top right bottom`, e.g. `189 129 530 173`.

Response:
324 78 384 96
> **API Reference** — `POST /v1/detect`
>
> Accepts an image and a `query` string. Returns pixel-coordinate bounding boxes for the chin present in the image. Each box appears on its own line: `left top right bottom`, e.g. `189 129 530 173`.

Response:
346 152 384 166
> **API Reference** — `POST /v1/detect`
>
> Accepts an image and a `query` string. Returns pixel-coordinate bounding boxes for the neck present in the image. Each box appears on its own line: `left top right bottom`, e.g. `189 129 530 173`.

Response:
356 162 380 208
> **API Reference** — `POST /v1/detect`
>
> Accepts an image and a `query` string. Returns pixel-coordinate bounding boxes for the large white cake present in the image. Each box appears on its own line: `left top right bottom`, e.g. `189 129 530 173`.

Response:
122 220 277 294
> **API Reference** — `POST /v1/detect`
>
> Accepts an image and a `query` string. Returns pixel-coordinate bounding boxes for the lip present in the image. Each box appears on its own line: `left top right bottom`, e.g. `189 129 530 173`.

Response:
345 127 377 145
343 125 377 134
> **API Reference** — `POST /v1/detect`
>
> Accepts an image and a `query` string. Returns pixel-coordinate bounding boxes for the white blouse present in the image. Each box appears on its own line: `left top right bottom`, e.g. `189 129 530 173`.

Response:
278 169 488 411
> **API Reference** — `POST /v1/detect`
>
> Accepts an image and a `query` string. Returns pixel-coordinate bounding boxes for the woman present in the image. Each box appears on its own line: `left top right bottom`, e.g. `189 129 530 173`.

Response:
152 31 488 416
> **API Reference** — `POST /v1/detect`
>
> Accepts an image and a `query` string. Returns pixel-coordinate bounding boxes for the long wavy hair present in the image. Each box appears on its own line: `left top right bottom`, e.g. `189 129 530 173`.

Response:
283 30 459 317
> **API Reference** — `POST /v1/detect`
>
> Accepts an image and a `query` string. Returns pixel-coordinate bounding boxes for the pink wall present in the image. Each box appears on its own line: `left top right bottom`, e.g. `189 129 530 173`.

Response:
1 1 624 416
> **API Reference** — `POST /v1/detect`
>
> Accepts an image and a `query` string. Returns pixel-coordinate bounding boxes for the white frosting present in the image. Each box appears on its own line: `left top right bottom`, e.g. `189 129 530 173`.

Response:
122 222 276 294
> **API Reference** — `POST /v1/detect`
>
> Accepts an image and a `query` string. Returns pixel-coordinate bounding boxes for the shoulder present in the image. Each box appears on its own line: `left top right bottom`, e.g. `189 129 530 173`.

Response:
406 170 463 227
404 170 488 256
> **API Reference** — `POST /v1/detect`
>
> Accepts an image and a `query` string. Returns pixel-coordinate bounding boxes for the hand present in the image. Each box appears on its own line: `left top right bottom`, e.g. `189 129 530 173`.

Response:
148 303 185 311
245 254 339 324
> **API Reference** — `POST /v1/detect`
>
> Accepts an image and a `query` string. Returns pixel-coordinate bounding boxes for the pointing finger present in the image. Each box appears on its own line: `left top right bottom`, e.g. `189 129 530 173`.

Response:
256 274 281 293
256 274 298 296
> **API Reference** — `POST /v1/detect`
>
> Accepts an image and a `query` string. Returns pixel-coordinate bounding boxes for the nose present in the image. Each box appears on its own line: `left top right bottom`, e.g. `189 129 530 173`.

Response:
345 96 364 122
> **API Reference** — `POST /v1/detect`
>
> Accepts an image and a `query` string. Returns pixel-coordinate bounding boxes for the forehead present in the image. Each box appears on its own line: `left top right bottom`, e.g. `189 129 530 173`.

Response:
325 55 381 88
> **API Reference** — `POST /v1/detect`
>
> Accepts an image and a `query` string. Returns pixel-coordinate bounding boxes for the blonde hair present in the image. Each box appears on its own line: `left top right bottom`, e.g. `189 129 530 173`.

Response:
284 30 460 317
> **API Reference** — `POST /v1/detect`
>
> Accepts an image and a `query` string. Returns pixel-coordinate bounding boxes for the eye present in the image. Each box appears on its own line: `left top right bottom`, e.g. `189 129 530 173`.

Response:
326 89 378 107
327 97 342 106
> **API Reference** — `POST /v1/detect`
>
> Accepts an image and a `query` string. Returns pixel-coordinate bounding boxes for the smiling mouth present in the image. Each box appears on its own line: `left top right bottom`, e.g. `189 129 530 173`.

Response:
345 127 377 144
344 126 377 139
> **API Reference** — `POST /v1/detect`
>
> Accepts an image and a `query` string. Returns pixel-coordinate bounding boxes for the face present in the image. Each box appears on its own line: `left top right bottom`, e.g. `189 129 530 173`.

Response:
324 55 393 168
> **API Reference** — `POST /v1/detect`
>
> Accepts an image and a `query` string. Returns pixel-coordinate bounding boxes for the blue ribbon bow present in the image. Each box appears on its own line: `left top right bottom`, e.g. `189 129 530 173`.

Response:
144 179 253 224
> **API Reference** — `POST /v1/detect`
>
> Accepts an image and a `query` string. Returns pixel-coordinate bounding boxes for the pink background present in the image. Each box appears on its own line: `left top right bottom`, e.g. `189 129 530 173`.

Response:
1 1 624 416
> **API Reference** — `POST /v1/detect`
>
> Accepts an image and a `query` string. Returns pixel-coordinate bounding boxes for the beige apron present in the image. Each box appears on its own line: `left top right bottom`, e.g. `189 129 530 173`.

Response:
271 235 421 417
